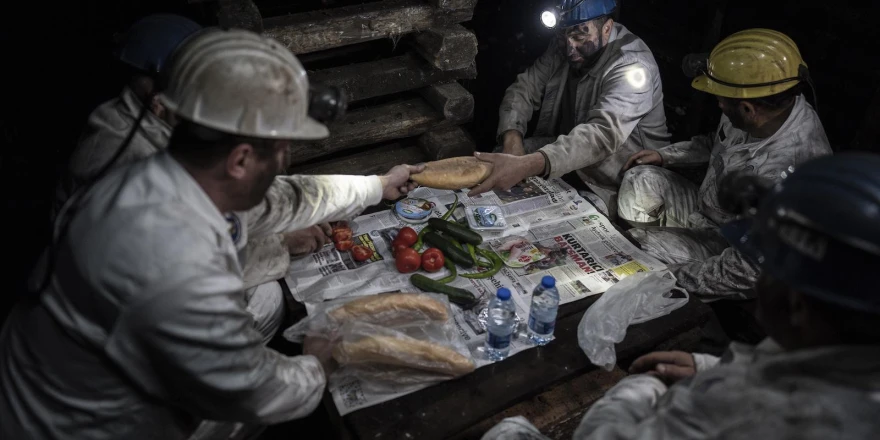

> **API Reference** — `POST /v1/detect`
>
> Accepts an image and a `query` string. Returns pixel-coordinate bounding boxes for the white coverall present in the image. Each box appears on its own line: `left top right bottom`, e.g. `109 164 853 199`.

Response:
55 87 296 342
497 23 671 216
0 152 384 440
481 339 880 439
617 96 832 299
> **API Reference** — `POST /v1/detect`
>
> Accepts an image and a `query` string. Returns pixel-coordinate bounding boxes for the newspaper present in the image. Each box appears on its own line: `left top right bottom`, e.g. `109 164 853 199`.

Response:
284 178 670 416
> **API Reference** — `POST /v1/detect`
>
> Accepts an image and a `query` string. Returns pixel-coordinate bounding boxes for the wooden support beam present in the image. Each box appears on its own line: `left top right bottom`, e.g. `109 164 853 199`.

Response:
291 140 428 176
217 0 263 33
309 53 476 103
263 0 474 55
412 25 478 71
418 125 476 160
419 81 474 124
291 96 469 163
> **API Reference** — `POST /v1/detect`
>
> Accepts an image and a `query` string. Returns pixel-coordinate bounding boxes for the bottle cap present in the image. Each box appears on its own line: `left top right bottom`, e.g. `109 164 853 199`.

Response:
541 276 556 288
496 287 511 300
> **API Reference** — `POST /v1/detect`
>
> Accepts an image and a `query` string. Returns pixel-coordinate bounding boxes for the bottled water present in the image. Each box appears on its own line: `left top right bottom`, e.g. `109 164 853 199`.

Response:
485 287 517 361
527 276 559 345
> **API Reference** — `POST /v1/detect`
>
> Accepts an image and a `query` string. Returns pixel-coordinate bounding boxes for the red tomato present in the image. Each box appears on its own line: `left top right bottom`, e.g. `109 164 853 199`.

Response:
396 227 419 247
352 245 373 262
421 248 445 272
332 229 352 243
391 240 410 257
395 248 421 273
335 240 353 252
332 221 350 233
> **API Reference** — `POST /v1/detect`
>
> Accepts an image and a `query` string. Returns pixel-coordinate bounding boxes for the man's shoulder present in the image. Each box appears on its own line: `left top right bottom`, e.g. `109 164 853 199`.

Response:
606 23 659 69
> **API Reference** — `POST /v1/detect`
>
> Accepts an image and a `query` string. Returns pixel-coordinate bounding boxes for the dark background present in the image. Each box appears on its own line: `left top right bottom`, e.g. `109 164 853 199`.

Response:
2 0 879 319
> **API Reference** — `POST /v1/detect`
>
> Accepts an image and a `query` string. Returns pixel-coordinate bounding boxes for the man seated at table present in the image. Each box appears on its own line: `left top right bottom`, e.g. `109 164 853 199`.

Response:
615 29 831 301
468 0 670 218
53 14 334 344
0 28 423 440
481 153 880 439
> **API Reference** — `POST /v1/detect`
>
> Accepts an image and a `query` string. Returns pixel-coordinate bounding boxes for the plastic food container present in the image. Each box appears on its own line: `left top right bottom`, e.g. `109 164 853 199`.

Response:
466 205 508 231
394 197 435 224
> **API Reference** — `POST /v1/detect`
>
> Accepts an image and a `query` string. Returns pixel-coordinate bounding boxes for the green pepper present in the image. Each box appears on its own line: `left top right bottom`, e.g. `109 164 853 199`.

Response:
461 248 503 279
440 194 459 221
414 226 433 252
437 258 458 284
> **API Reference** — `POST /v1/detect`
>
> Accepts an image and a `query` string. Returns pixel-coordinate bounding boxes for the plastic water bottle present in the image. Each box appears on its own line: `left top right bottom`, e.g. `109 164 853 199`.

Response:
485 287 517 361
528 276 559 345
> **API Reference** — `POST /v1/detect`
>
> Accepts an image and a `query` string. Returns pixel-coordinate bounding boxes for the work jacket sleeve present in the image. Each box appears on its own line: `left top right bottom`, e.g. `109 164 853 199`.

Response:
497 44 559 141
247 174 383 239
540 62 656 178
105 257 326 424
672 247 760 300
573 375 671 439
656 134 713 167
241 233 289 290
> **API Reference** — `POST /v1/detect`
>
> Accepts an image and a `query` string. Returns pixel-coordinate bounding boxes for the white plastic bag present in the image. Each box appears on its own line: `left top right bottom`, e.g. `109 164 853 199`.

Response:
577 271 688 371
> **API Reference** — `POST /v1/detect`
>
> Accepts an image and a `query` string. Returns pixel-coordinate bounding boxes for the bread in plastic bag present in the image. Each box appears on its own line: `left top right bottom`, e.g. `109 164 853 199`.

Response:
577 271 689 371
284 292 450 343
333 328 475 377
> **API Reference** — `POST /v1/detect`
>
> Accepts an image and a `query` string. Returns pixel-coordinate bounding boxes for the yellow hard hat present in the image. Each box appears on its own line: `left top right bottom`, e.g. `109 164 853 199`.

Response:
692 28 807 99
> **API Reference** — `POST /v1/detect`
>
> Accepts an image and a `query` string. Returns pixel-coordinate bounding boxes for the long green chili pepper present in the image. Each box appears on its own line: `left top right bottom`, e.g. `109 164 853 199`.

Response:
414 226 432 251
440 194 459 221
461 248 503 279
467 243 478 265
437 258 458 284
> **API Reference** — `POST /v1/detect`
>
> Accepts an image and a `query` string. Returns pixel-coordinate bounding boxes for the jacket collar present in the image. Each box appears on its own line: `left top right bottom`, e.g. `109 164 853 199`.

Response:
154 151 232 241
119 87 173 150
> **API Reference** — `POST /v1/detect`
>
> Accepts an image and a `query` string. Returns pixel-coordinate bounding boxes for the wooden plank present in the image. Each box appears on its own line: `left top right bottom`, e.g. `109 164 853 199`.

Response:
428 0 478 10
419 81 474 123
263 0 474 55
344 297 712 440
412 25 478 71
217 0 263 32
292 97 450 163
418 125 476 160
309 53 477 103
291 141 428 176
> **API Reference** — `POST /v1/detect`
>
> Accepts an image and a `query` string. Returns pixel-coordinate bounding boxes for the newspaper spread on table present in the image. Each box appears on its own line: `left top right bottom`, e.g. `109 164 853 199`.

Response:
284 178 670 416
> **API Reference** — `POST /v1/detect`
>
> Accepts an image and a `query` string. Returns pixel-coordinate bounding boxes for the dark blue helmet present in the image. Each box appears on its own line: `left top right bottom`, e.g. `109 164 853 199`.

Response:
556 0 617 28
722 153 880 314
114 14 202 75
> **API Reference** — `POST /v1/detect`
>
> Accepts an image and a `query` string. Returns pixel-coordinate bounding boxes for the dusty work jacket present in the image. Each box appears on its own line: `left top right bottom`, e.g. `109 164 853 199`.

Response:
0 152 384 440
659 95 832 297
54 87 293 291
498 23 670 205
482 339 880 439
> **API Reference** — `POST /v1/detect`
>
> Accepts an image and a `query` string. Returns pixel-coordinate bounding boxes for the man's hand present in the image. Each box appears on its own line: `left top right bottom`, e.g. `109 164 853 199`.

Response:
283 224 332 256
380 164 426 200
623 150 663 171
303 336 338 378
467 152 545 196
629 350 696 385
501 130 525 156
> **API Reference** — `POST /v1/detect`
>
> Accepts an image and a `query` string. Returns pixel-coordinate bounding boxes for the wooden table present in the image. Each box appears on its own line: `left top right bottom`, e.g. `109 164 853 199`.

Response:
292 287 712 440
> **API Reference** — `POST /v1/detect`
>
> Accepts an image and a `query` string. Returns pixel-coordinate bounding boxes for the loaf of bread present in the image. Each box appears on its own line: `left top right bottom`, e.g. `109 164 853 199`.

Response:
328 293 449 325
410 157 493 190
333 335 476 377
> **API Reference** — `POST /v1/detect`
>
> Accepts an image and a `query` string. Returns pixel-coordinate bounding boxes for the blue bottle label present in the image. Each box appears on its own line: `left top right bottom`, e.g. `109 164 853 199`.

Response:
528 314 555 335
488 332 511 349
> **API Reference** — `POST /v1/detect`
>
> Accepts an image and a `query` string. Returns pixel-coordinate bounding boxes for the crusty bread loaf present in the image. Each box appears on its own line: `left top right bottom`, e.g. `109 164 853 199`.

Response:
328 293 449 324
410 157 493 190
333 335 475 377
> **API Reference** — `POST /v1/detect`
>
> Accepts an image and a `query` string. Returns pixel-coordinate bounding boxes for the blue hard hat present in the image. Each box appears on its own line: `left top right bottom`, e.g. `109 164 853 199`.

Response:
722 153 880 314
114 14 202 74
557 0 617 28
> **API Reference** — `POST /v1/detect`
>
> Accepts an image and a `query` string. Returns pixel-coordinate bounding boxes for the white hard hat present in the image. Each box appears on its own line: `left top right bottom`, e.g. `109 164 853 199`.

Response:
159 28 328 140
